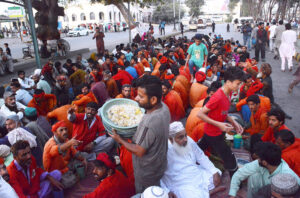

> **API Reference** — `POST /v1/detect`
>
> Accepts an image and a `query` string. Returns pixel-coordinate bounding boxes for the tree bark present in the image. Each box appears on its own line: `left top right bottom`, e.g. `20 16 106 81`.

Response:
32 0 64 41
114 1 136 29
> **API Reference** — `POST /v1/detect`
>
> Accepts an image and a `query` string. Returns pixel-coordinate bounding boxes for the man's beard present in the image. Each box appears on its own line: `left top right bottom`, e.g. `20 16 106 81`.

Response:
138 100 154 110
172 140 191 156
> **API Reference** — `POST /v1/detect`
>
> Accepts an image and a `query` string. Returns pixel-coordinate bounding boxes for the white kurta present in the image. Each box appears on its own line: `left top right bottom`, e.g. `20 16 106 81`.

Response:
279 30 297 57
160 137 221 198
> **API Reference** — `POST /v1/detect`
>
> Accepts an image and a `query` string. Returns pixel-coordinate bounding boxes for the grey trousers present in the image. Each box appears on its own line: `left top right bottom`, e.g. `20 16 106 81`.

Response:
80 135 115 161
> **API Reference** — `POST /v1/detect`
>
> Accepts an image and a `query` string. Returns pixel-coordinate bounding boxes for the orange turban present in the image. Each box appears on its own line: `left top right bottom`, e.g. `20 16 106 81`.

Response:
52 121 68 132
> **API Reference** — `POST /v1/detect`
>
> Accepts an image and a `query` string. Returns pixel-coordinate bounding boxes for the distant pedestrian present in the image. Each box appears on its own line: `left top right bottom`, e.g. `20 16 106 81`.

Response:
4 43 11 57
227 23 230 32
241 21 252 50
93 27 105 55
255 22 268 62
180 22 184 36
279 23 297 72
212 21 215 33
274 20 285 60
160 21 165 35
269 21 277 52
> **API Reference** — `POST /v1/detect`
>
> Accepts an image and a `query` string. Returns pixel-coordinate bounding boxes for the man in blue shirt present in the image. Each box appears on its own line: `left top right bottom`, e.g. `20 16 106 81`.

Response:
125 60 138 79
185 34 208 82
160 21 166 35
229 142 300 198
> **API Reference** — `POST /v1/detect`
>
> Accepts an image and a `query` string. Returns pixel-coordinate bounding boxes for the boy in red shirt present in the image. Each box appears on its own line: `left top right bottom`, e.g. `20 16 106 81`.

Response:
197 67 244 177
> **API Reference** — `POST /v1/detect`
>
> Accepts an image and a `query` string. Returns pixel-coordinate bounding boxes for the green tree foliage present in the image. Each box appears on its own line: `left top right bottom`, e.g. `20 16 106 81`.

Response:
152 0 184 23
185 0 204 17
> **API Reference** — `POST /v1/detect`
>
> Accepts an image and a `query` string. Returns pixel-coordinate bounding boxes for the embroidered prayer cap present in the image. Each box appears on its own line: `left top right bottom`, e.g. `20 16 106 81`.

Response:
0 145 11 158
141 186 168 198
169 121 185 137
271 173 299 196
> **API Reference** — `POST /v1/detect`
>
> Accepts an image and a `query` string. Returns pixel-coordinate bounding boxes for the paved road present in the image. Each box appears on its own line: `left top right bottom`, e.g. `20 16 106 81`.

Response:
183 24 300 137
0 24 179 60
1 23 299 136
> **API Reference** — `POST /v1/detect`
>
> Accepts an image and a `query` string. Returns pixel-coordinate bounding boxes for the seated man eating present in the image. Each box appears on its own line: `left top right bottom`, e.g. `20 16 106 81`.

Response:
160 121 224 198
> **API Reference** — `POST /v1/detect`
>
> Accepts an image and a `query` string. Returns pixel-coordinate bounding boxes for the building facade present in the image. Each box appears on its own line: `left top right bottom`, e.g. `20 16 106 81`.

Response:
59 1 148 29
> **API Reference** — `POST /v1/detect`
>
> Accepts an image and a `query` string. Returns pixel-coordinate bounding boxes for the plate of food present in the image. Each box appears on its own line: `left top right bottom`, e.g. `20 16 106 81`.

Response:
100 98 145 138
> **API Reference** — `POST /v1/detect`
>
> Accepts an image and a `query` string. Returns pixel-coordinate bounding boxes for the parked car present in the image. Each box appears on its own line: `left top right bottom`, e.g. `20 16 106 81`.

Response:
206 18 212 26
197 18 206 29
67 27 89 37
189 20 198 31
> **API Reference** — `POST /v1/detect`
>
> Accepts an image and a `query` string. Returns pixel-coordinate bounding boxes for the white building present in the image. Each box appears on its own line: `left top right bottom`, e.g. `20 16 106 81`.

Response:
200 0 241 22
59 0 150 29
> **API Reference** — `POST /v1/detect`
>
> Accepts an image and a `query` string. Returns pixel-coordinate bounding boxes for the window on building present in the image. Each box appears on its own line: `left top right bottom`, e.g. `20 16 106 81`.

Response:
80 13 86 21
99 12 104 20
72 14 77 21
119 12 121 22
109 12 112 21
90 12 95 20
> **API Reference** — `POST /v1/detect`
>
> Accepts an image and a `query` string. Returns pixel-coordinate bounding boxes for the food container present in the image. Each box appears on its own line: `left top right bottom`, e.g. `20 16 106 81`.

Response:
233 134 243 149
100 98 145 138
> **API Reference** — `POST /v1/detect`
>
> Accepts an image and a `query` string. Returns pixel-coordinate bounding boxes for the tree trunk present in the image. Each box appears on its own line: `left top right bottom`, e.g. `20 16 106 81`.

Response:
280 0 288 20
275 0 281 21
32 0 64 41
114 2 136 29
292 3 299 21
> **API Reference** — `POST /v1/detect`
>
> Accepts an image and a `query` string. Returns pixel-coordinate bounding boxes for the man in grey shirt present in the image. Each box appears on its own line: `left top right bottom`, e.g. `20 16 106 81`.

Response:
110 75 171 193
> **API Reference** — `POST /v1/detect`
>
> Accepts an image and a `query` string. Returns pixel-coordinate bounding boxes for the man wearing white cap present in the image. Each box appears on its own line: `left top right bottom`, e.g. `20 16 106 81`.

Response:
160 121 224 198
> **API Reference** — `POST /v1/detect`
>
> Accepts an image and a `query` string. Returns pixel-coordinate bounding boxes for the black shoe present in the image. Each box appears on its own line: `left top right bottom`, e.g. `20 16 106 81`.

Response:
273 55 277 59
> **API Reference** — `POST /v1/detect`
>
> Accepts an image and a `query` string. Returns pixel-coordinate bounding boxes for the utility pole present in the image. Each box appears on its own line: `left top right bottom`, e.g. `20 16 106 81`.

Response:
128 1 131 43
24 0 41 69
173 0 176 31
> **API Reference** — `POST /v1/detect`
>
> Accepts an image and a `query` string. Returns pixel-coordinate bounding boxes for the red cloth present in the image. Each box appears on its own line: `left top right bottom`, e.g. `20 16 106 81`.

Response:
261 124 289 143
246 81 264 97
83 170 135 198
41 63 53 75
190 122 205 142
281 139 300 177
27 94 57 116
204 88 231 136
71 113 105 151
189 83 208 108
173 80 189 109
195 71 206 82
162 90 185 122
119 144 134 184
96 153 116 170
112 70 133 85
52 120 67 132
7 157 44 198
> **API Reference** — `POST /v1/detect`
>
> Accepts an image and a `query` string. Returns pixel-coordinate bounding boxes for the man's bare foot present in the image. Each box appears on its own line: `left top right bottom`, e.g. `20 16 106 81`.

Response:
209 185 226 196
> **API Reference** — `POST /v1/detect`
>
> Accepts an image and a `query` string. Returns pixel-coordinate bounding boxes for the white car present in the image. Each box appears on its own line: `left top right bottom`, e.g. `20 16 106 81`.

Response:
67 27 89 37
189 20 198 31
